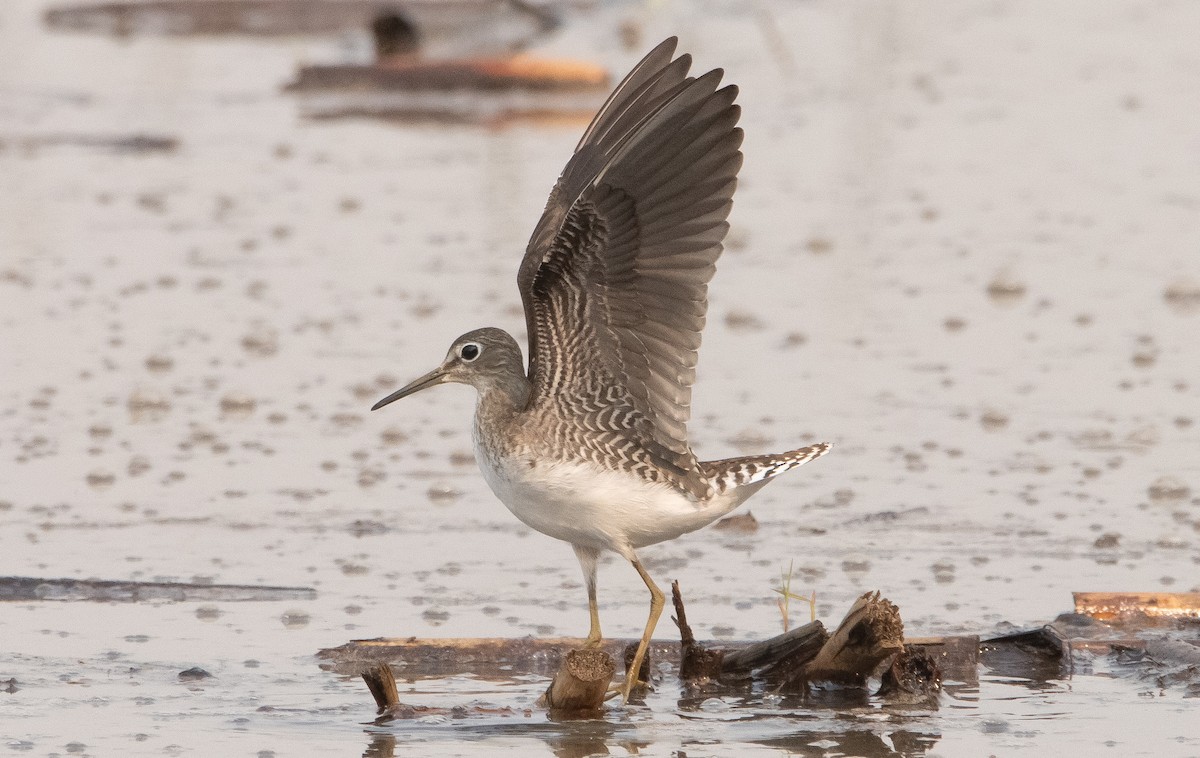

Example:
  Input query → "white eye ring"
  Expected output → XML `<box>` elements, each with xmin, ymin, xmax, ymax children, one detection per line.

<box><xmin>459</xmin><ymin>342</ymin><xmax>482</xmax><ymax>362</ymax></box>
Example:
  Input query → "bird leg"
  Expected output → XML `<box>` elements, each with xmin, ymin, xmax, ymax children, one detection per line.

<box><xmin>585</xmin><ymin>578</ymin><xmax>603</xmax><ymax>647</ymax></box>
<box><xmin>621</xmin><ymin>556</ymin><xmax>665</xmax><ymax>703</ymax></box>
<box><xmin>573</xmin><ymin>545</ymin><xmax>603</xmax><ymax>648</ymax></box>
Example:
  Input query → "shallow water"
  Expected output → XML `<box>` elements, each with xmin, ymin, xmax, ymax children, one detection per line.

<box><xmin>2</xmin><ymin>0</ymin><xmax>1199</xmax><ymax>755</ymax></box>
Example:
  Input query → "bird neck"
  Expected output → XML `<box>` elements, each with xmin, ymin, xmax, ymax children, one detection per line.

<box><xmin>475</xmin><ymin>370</ymin><xmax>532</xmax><ymax>421</ymax></box>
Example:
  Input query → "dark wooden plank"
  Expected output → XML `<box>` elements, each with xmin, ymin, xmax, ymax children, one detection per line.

<box><xmin>906</xmin><ymin>635</ymin><xmax>980</xmax><ymax>684</ymax></box>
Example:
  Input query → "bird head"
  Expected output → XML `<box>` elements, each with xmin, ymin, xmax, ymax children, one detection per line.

<box><xmin>371</xmin><ymin>327</ymin><xmax>525</xmax><ymax>410</ymax></box>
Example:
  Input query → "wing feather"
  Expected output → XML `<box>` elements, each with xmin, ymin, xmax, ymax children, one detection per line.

<box><xmin>518</xmin><ymin>39</ymin><xmax>743</xmax><ymax>497</ymax></box>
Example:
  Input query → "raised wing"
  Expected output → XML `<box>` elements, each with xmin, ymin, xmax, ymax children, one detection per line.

<box><xmin>517</xmin><ymin>38</ymin><xmax>743</xmax><ymax>497</ymax></box>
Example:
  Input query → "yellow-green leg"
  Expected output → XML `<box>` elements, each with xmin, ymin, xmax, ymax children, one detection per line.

<box><xmin>585</xmin><ymin>577</ymin><xmax>602</xmax><ymax>647</ymax></box>
<box><xmin>621</xmin><ymin>556</ymin><xmax>665</xmax><ymax>703</ymax></box>
<box><xmin>574</xmin><ymin>545</ymin><xmax>603</xmax><ymax>647</ymax></box>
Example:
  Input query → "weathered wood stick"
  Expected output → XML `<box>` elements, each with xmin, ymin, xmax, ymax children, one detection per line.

<box><xmin>788</xmin><ymin>590</ymin><xmax>904</xmax><ymax>688</ymax></box>
<box><xmin>362</xmin><ymin>664</ymin><xmax>401</xmax><ymax>712</ymax></box>
<box><xmin>671</xmin><ymin>580</ymin><xmax>725</xmax><ymax>681</ymax></box>
<box><xmin>723</xmin><ymin>621</ymin><xmax>828</xmax><ymax>680</ymax></box>
<box><xmin>1073</xmin><ymin>592</ymin><xmax>1200</xmax><ymax>620</ymax></box>
<box><xmin>537</xmin><ymin>648</ymin><xmax>614</xmax><ymax>712</ymax></box>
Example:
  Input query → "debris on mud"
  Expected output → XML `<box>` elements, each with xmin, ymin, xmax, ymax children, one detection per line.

<box><xmin>324</xmin><ymin>589</ymin><xmax>1200</xmax><ymax>716</ymax></box>
<box><xmin>0</xmin><ymin>576</ymin><xmax>316</xmax><ymax>603</ymax></box>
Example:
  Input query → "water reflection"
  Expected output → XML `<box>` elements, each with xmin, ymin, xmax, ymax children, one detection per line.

<box><xmin>363</xmin><ymin>719</ymin><xmax>942</xmax><ymax>758</ymax></box>
<box><xmin>543</xmin><ymin>719</ymin><xmax>644</xmax><ymax>758</ymax></box>
<box><xmin>362</xmin><ymin>718</ymin><xmax>634</xmax><ymax>758</ymax></box>
<box><xmin>757</xmin><ymin>728</ymin><xmax>940</xmax><ymax>757</ymax></box>
<box><xmin>359</xmin><ymin>681</ymin><xmax>950</xmax><ymax>757</ymax></box>
<box><xmin>363</xmin><ymin>733</ymin><xmax>396</xmax><ymax>758</ymax></box>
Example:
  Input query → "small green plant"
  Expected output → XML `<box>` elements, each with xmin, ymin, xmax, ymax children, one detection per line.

<box><xmin>772</xmin><ymin>560</ymin><xmax>816</xmax><ymax>632</ymax></box>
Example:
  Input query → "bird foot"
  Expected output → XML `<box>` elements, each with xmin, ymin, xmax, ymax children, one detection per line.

<box><xmin>606</xmin><ymin>670</ymin><xmax>647</xmax><ymax>704</ymax></box>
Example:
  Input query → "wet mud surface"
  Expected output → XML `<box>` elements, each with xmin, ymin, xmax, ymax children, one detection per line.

<box><xmin>2</xmin><ymin>0</ymin><xmax>1199</xmax><ymax>755</ymax></box>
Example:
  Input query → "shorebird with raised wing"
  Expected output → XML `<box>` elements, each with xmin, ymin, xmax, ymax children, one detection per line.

<box><xmin>372</xmin><ymin>37</ymin><xmax>832</xmax><ymax>703</ymax></box>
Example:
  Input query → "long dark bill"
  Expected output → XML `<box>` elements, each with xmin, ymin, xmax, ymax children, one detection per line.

<box><xmin>370</xmin><ymin>368</ymin><xmax>449</xmax><ymax>411</ymax></box>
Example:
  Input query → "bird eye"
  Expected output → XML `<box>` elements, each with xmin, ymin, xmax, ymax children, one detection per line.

<box><xmin>459</xmin><ymin>343</ymin><xmax>481</xmax><ymax>362</ymax></box>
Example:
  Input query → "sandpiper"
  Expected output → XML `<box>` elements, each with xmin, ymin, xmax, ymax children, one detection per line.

<box><xmin>372</xmin><ymin>37</ymin><xmax>832</xmax><ymax>703</ymax></box>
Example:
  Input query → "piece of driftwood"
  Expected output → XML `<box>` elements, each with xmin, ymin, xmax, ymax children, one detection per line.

<box><xmin>318</xmin><ymin>636</ymin><xmax>662</xmax><ymax>680</ymax></box>
<box><xmin>1074</xmin><ymin>592</ymin><xmax>1200</xmax><ymax>620</ymax></box>
<box><xmin>670</xmin><ymin>584</ymin><xmax>904</xmax><ymax>690</ymax></box>
<box><xmin>728</xmin><ymin>623</ymin><xmax>830</xmax><ymax>683</ymax></box>
<box><xmin>363</xmin><ymin>664</ymin><xmax>401</xmax><ymax>713</ymax></box>
<box><xmin>782</xmin><ymin>591</ymin><xmax>905</xmax><ymax>689</ymax></box>
<box><xmin>670</xmin><ymin>580</ymin><xmax>829</xmax><ymax>684</ymax></box>
<box><xmin>328</xmin><ymin>588</ymin><xmax>1200</xmax><ymax>714</ymax></box>
<box><xmin>537</xmin><ymin>648</ymin><xmax>614</xmax><ymax>712</ymax></box>
<box><xmin>878</xmin><ymin>647</ymin><xmax>941</xmax><ymax>699</ymax></box>
<box><xmin>324</xmin><ymin>592</ymin><xmax>910</xmax><ymax>684</ymax></box>
<box><xmin>671</xmin><ymin>580</ymin><xmax>725</xmax><ymax>681</ymax></box>
<box><xmin>0</xmin><ymin>576</ymin><xmax>315</xmax><ymax>603</ymax></box>
<box><xmin>361</xmin><ymin>663</ymin><xmax>511</xmax><ymax>723</ymax></box>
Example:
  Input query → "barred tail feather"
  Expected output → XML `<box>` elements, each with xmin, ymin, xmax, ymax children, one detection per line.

<box><xmin>702</xmin><ymin>442</ymin><xmax>832</xmax><ymax>496</ymax></box>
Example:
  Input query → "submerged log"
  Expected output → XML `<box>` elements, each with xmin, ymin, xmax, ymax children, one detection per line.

<box><xmin>538</xmin><ymin>648</ymin><xmax>615</xmax><ymax>712</ymax></box>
